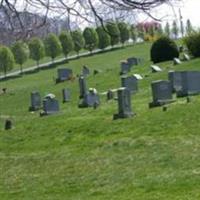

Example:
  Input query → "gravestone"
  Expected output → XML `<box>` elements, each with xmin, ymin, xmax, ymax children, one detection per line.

<box><xmin>127</xmin><ymin>57</ymin><xmax>139</xmax><ymax>66</ymax></box>
<box><xmin>62</xmin><ymin>88</ymin><xmax>70</xmax><ymax>103</ymax></box>
<box><xmin>173</xmin><ymin>58</ymin><xmax>182</xmax><ymax>65</ymax></box>
<box><xmin>82</xmin><ymin>65</ymin><xmax>90</xmax><ymax>77</ymax></box>
<box><xmin>168</xmin><ymin>71</ymin><xmax>183</xmax><ymax>92</ymax></box>
<box><xmin>29</xmin><ymin>91</ymin><xmax>41</xmax><ymax>111</ymax></box>
<box><xmin>40</xmin><ymin>94</ymin><xmax>59</xmax><ymax>116</ymax></box>
<box><xmin>121</xmin><ymin>75</ymin><xmax>138</xmax><ymax>93</ymax></box>
<box><xmin>79</xmin><ymin>75</ymin><xmax>87</xmax><ymax>99</ymax></box>
<box><xmin>151</xmin><ymin>65</ymin><xmax>162</xmax><ymax>73</ymax></box>
<box><xmin>133</xmin><ymin>74</ymin><xmax>143</xmax><ymax>80</ymax></box>
<box><xmin>79</xmin><ymin>88</ymin><xmax>100</xmax><ymax>108</ymax></box>
<box><xmin>107</xmin><ymin>89</ymin><xmax>114</xmax><ymax>101</ymax></box>
<box><xmin>120</xmin><ymin>61</ymin><xmax>131</xmax><ymax>74</ymax></box>
<box><xmin>56</xmin><ymin>68</ymin><xmax>73</xmax><ymax>83</ymax></box>
<box><xmin>177</xmin><ymin>71</ymin><xmax>200</xmax><ymax>97</ymax></box>
<box><xmin>149</xmin><ymin>80</ymin><xmax>173</xmax><ymax>107</ymax></box>
<box><xmin>113</xmin><ymin>87</ymin><xmax>134</xmax><ymax>119</ymax></box>
<box><xmin>4</xmin><ymin>119</ymin><xmax>12</xmax><ymax>130</ymax></box>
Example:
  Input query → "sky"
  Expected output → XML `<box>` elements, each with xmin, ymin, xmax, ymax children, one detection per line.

<box><xmin>142</xmin><ymin>0</ymin><xmax>200</xmax><ymax>27</ymax></box>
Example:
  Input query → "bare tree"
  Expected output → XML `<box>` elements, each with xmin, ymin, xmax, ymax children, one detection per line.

<box><xmin>0</xmin><ymin>0</ymin><xmax>180</xmax><ymax>41</ymax></box>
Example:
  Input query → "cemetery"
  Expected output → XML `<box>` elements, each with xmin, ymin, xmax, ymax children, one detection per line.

<box><xmin>1</xmin><ymin>2</ymin><xmax>200</xmax><ymax>197</ymax></box>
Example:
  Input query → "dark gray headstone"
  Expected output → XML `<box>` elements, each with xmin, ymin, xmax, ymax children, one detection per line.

<box><xmin>4</xmin><ymin>119</ymin><xmax>12</xmax><ymax>130</ymax></box>
<box><xmin>168</xmin><ymin>71</ymin><xmax>183</xmax><ymax>92</ymax></box>
<box><xmin>79</xmin><ymin>89</ymin><xmax>100</xmax><ymax>108</ymax></box>
<box><xmin>29</xmin><ymin>91</ymin><xmax>41</xmax><ymax>111</ymax></box>
<box><xmin>79</xmin><ymin>75</ymin><xmax>87</xmax><ymax>99</ymax></box>
<box><xmin>149</xmin><ymin>80</ymin><xmax>173</xmax><ymax>107</ymax></box>
<box><xmin>41</xmin><ymin>96</ymin><xmax>59</xmax><ymax>116</ymax></box>
<box><xmin>107</xmin><ymin>89</ymin><xmax>114</xmax><ymax>101</ymax></box>
<box><xmin>127</xmin><ymin>57</ymin><xmax>139</xmax><ymax>66</ymax></box>
<box><xmin>62</xmin><ymin>88</ymin><xmax>70</xmax><ymax>103</ymax></box>
<box><xmin>177</xmin><ymin>71</ymin><xmax>200</xmax><ymax>97</ymax></box>
<box><xmin>121</xmin><ymin>75</ymin><xmax>138</xmax><ymax>93</ymax></box>
<box><xmin>173</xmin><ymin>58</ymin><xmax>182</xmax><ymax>65</ymax></box>
<box><xmin>151</xmin><ymin>65</ymin><xmax>162</xmax><ymax>73</ymax></box>
<box><xmin>82</xmin><ymin>65</ymin><xmax>90</xmax><ymax>77</ymax></box>
<box><xmin>113</xmin><ymin>87</ymin><xmax>134</xmax><ymax>119</ymax></box>
<box><xmin>120</xmin><ymin>61</ymin><xmax>131</xmax><ymax>74</ymax></box>
<box><xmin>56</xmin><ymin>68</ymin><xmax>73</xmax><ymax>83</ymax></box>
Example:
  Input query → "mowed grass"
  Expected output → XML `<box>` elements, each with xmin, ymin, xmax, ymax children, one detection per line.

<box><xmin>1</xmin><ymin>42</ymin><xmax>200</xmax><ymax>199</ymax></box>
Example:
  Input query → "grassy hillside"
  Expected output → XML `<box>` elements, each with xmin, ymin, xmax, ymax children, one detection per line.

<box><xmin>1</xmin><ymin>42</ymin><xmax>200</xmax><ymax>199</ymax></box>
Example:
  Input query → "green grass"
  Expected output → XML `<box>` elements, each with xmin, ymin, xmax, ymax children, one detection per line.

<box><xmin>1</xmin><ymin>42</ymin><xmax>200</xmax><ymax>199</ymax></box>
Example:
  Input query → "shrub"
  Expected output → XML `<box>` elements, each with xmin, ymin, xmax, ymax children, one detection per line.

<box><xmin>71</xmin><ymin>30</ymin><xmax>85</xmax><ymax>55</ymax></box>
<box><xmin>150</xmin><ymin>36</ymin><xmax>179</xmax><ymax>63</ymax></box>
<box><xmin>106</xmin><ymin>22</ymin><xmax>120</xmax><ymax>46</ymax></box>
<box><xmin>96</xmin><ymin>26</ymin><xmax>111</xmax><ymax>49</ymax></box>
<box><xmin>184</xmin><ymin>32</ymin><xmax>200</xmax><ymax>57</ymax></box>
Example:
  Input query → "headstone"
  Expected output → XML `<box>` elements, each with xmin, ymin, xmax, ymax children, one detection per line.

<box><xmin>2</xmin><ymin>88</ymin><xmax>7</xmax><ymax>94</ymax></box>
<box><xmin>62</xmin><ymin>88</ymin><xmax>70</xmax><ymax>103</ymax></box>
<box><xmin>127</xmin><ymin>57</ymin><xmax>139</xmax><ymax>66</ymax></box>
<box><xmin>149</xmin><ymin>80</ymin><xmax>173</xmax><ymax>107</ymax></box>
<box><xmin>113</xmin><ymin>87</ymin><xmax>134</xmax><ymax>119</ymax></box>
<box><xmin>82</xmin><ymin>65</ymin><xmax>90</xmax><ymax>77</ymax></box>
<box><xmin>133</xmin><ymin>74</ymin><xmax>143</xmax><ymax>80</ymax></box>
<box><xmin>40</xmin><ymin>94</ymin><xmax>59</xmax><ymax>116</ymax></box>
<box><xmin>151</xmin><ymin>65</ymin><xmax>162</xmax><ymax>73</ymax></box>
<box><xmin>29</xmin><ymin>91</ymin><xmax>41</xmax><ymax>111</ymax></box>
<box><xmin>4</xmin><ymin>119</ymin><xmax>12</xmax><ymax>130</ymax></box>
<box><xmin>183</xmin><ymin>53</ymin><xmax>190</xmax><ymax>61</ymax></box>
<box><xmin>79</xmin><ymin>88</ymin><xmax>100</xmax><ymax>108</ymax></box>
<box><xmin>177</xmin><ymin>71</ymin><xmax>200</xmax><ymax>97</ymax></box>
<box><xmin>168</xmin><ymin>71</ymin><xmax>183</xmax><ymax>92</ymax></box>
<box><xmin>107</xmin><ymin>89</ymin><xmax>114</xmax><ymax>101</ymax></box>
<box><xmin>79</xmin><ymin>75</ymin><xmax>87</xmax><ymax>99</ymax></box>
<box><xmin>121</xmin><ymin>75</ymin><xmax>138</xmax><ymax>93</ymax></box>
<box><xmin>173</xmin><ymin>58</ymin><xmax>182</xmax><ymax>65</ymax></box>
<box><xmin>120</xmin><ymin>61</ymin><xmax>131</xmax><ymax>74</ymax></box>
<box><xmin>56</xmin><ymin>68</ymin><xmax>73</xmax><ymax>83</ymax></box>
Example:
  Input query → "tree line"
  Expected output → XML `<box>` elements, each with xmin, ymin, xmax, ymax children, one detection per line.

<box><xmin>0</xmin><ymin>19</ymin><xmax>194</xmax><ymax>77</ymax></box>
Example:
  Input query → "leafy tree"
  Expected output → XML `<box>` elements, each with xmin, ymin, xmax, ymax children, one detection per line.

<box><xmin>164</xmin><ymin>22</ymin><xmax>170</xmax><ymax>37</ymax></box>
<box><xmin>29</xmin><ymin>37</ymin><xmax>45</xmax><ymax>68</ymax></box>
<box><xmin>83</xmin><ymin>27</ymin><xmax>98</xmax><ymax>52</ymax></box>
<box><xmin>130</xmin><ymin>25</ymin><xmax>138</xmax><ymax>43</ymax></box>
<box><xmin>71</xmin><ymin>30</ymin><xmax>85</xmax><ymax>55</ymax></box>
<box><xmin>186</xmin><ymin>19</ymin><xmax>193</xmax><ymax>35</ymax></box>
<box><xmin>44</xmin><ymin>33</ymin><xmax>62</xmax><ymax>62</ymax></box>
<box><xmin>172</xmin><ymin>20</ymin><xmax>179</xmax><ymax>39</ymax></box>
<box><xmin>59</xmin><ymin>31</ymin><xmax>74</xmax><ymax>58</ymax></box>
<box><xmin>96</xmin><ymin>26</ymin><xmax>111</xmax><ymax>49</ymax></box>
<box><xmin>11</xmin><ymin>41</ymin><xmax>29</xmax><ymax>74</ymax></box>
<box><xmin>0</xmin><ymin>46</ymin><xmax>15</xmax><ymax>77</ymax></box>
<box><xmin>118</xmin><ymin>22</ymin><xmax>130</xmax><ymax>45</ymax></box>
<box><xmin>106</xmin><ymin>22</ymin><xmax>120</xmax><ymax>46</ymax></box>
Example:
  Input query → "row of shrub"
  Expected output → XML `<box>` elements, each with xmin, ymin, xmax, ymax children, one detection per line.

<box><xmin>0</xmin><ymin>22</ymin><xmax>136</xmax><ymax>76</ymax></box>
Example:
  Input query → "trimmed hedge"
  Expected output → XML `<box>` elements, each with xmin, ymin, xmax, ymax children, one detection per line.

<box><xmin>150</xmin><ymin>36</ymin><xmax>179</xmax><ymax>63</ymax></box>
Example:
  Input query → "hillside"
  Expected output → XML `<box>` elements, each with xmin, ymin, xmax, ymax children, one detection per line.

<box><xmin>1</xmin><ymin>42</ymin><xmax>200</xmax><ymax>200</ymax></box>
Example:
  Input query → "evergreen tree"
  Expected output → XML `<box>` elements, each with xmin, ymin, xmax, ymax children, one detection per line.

<box><xmin>96</xmin><ymin>26</ymin><xmax>111</xmax><ymax>49</ymax></box>
<box><xmin>11</xmin><ymin>41</ymin><xmax>29</xmax><ymax>74</ymax></box>
<box><xmin>29</xmin><ymin>37</ymin><xmax>45</xmax><ymax>68</ymax></box>
<box><xmin>71</xmin><ymin>30</ymin><xmax>85</xmax><ymax>55</ymax></box>
<box><xmin>0</xmin><ymin>46</ymin><xmax>15</xmax><ymax>77</ymax></box>
<box><xmin>44</xmin><ymin>33</ymin><xmax>62</xmax><ymax>62</ymax></box>
<box><xmin>83</xmin><ymin>27</ymin><xmax>99</xmax><ymax>52</ymax></box>
<box><xmin>164</xmin><ymin>22</ymin><xmax>170</xmax><ymax>37</ymax></box>
<box><xmin>172</xmin><ymin>20</ymin><xmax>179</xmax><ymax>39</ymax></box>
<box><xmin>118</xmin><ymin>22</ymin><xmax>130</xmax><ymax>45</ymax></box>
<box><xmin>106</xmin><ymin>22</ymin><xmax>120</xmax><ymax>47</ymax></box>
<box><xmin>59</xmin><ymin>31</ymin><xmax>74</xmax><ymax>58</ymax></box>
<box><xmin>186</xmin><ymin>19</ymin><xmax>193</xmax><ymax>35</ymax></box>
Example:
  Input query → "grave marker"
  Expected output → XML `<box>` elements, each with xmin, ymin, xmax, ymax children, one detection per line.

<box><xmin>82</xmin><ymin>65</ymin><xmax>90</xmax><ymax>77</ymax></box>
<box><xmin>121</xmin><ymin>75</ymin><xmax>138</xmax><ymax>93</ymax></box>
<box><xmin>56</xmin><ymin>68</ymin><xmax>73</xmax><ymax>83</ymax></box>
<box><xmin>149</xmin><ymin>80</ymin><xmax>173</xmax><ymax>107</ymax></box>
<box><xmin>173</xmin><ymin>58</ymin><xmax>182</xmax><ymax>65</ymax></box>
<box><xmin>62</xmin><ymin>88</ymin><xmax>70</xmax><ymax>103</ymax></box>
<box><xmin>151</xmin><ymin>65</ymin><xmax>162</xmax><ymax>73</ymax></box>
<box><xmin>79</xmin><ymin>75</ymin><xmax>87</xmax><ymax>99</ymax></box>
<box><xmin>120</xmin><ymin>60</ymin><xmax>131</xmax><ymax>74</ymax></box>
<box><xmin>29</xmin><ymin>91</ymin><xmax>41</xmax><ymax>111</ymax></box>
<box><xmin>113</xmin><ymin>87</ymin><xmax>134</xmax><ymax>119</ymax></box>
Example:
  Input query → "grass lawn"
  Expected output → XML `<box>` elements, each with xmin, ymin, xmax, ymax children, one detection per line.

<box><xmin>1</xmin><ymin>42</ymin><xmax>200</xmax><ymax>199</ymax></box>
